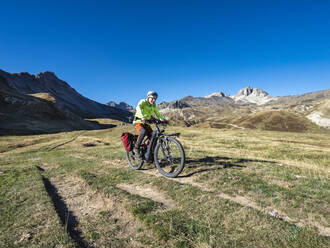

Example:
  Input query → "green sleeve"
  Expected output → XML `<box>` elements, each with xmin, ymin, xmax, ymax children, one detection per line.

<box><xmin>153</xmin><ymin>105</ymin><xmax>164</xmax><ymax>120</ymax></box>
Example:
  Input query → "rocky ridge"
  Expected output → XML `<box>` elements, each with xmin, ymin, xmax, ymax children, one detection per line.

<box><xmin>106</xmin><ymin>101</ymin><xmax>133</xmax><ymax>111</ymax></box>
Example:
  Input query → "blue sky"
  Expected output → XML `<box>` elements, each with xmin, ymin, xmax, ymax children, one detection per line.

<box><xmin>1</xmin><ymin>0</ymin><xmax>329</xmax><ymax>107</ymax></box>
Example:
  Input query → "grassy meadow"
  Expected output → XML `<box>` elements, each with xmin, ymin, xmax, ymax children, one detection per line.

<box><xmin>0</xmin><ymin>124</ymin><xmax>329</xmax><ymax>247</ymax></box>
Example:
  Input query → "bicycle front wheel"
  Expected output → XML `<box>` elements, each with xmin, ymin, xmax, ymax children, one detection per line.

<box><xmin>154</xmin><ymin>137</ymin><xmax>185</xmax><ymax>178</ymax></box>
<box><xmin>126</xmin><ymin>151</ymin><xmax>144</xmax><ymax>170</ymax></box>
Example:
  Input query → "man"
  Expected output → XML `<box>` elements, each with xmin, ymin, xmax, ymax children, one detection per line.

<box><xmin>133</xmin><ymin>91</ymin><xmax>167</xmax><ymax>158</ymax></box>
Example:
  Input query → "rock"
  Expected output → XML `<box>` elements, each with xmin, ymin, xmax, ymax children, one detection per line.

<box><xmin>265</xmin><ymin>209</ymin><xmax>279</xmax><ymax>218</ymax></box>
<box><xmin>307</xmin><ymin>111</ymin><xmax>330</xmax><ymax>128</ymax></box>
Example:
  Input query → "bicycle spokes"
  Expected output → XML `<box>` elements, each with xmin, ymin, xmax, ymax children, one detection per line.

<box><xmin>157</xmin><ymin>139</ymin><xmax>182</xmax><ymax>172</ymax></box>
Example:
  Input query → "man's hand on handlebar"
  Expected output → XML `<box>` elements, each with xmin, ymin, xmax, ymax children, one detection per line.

<box><xmin>146</xmin><ymin>118</ymin><xmax>169</xmax><ymax>125</ymax></box>
<box><xmin>162</xmin><ymin>119</ymin><xmax>169</xmax><ymax>125</ymax></box>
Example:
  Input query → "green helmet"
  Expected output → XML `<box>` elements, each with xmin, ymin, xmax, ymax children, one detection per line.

<box><xmin>147</xmin><ymin>91</ymin><xmax>158</xmax><ymax>99</ymax></box>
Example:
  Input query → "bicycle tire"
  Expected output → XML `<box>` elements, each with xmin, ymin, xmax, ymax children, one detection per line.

<box><xmin>154</xmin><ymin>137</ymin><xmax>185</xmax><ymax>178</ymax></box>
<box><xmin>126</xmin><ymin>151</ymin><xmax>144</xmax><ymax>170</ymax></box>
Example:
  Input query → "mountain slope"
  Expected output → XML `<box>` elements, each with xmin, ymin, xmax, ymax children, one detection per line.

<box><xmin>232</xmin><ymin>110</ymin><xmax>321</xmax><ymax>132</ymax></box>
<box><xmin>0</xmin><ymin>70</ymin><xmax>132</xmax><ymax>122</ymax></box>
<box><xmin>306</xmin><ymin>99</ymin><xmax>330</xmax><ymax>128</ymax></box>
<box><xmin>0</xmin><ymin>75</ymin><xmax>99</xmax><ymax>135</ymax></box>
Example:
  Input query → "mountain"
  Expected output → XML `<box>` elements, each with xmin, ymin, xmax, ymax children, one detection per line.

<box><xmin>231</xmin><ymin>86</ymin><xmax>276</xmax><ymax>105</ymax></box>
<box><xmin>204</xmin><ymin>91</ymin><xmax>226</xmax><ymax>98</ymax></box>
<box><xmin>159</xmin><ymin>86</ymin><xmax>274</xmax><ymax>112</ymax></box>
<box><xmin>0</xmin><ymin>69</ymin><xmax>133</xmax><ymax>135</ymax></box>
<box><xmin>0</xmin><ymin>74</ymin><xmax>100</xmax><ymax>135</ymax></box>
<box><xmin>106</xmin><ymin>101</ymin><xmax>134</xmax><ymax>111</ymax></box>
<box><xmin>0</xmin><ymin>70</ymin><xmax>132</xmax><ymax>121</ymax></box>
<box><xmin>158</xmin><ymin>86</ymin><xmax>330</xmax><ymax>131</ymax></box>
<box><xmin>159</xmin><ymin>94</ymin><xmax>234</xmax><ymax>112</ymax></box>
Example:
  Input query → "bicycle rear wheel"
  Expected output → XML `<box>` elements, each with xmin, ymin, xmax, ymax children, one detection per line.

<box><xmin>126</xmin><ymin>151</ymin><xmax>144</xmax><ymax>170</ymax></box>
<box><xmin>154</xmin><ymin>137</ymin><xmax>185</xmax><ymax>178</ymax></box>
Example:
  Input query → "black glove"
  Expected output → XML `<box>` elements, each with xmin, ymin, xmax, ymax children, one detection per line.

<box><xmin>162</xmin><ymin>119</ymin><xmax>169</xmax><ymax>124</ymax></box>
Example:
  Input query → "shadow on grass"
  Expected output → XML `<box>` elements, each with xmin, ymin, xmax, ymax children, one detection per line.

<box><xmin>35</xmin><ymin>165</ymin><xmax>45</xmax><ymax>172</ymax></box>
<box><xmin>85</xmin><ymin>120</ymin><xmax>117</xmax><ymax>129</ymax></box>
<box><xmin>179</xmin><ymin>156</ymin><xmax>276</xmax><ymax>178</ymax></box>
<box><xmin>41</xmin><ymin>176</ymin><xmax>93</xmax><ymax>248</ymax></box>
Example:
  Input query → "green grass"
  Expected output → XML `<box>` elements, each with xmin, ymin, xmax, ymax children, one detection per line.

<box><xmin>0</xmin><ymin>165</ymin><xmax>75</xmax><ymax>247</ymax></box>
<box><xmin>0</xmin><ymin>125</ymin><xmax>329</xmax><ymax>247</ymax></box>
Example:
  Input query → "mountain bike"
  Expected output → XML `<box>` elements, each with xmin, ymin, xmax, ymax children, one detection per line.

<box><xmin>126</xmin><ymin>119</ymin><xmax>185</xmax><ymax>178</ymax></box>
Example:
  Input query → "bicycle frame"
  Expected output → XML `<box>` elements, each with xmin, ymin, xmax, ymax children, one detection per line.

<box><xmin>141</xmin><ymin>121</ymin><xmax>180</xmax><ymax>162</ymax></box>
<box><xmin>127</xmin><ymin>119</ymin><xmax>185</xmax><ymax>177</ymax></box>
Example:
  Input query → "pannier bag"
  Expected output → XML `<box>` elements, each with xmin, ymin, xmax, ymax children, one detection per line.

<box><xmin>121</xmin><ymin>132</ymin><xmax>134</xmax><ymax>151</ymax></box>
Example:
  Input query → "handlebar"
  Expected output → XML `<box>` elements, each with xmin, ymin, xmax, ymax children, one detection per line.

<box><xmin>147</xmin><ymin>118</ymin><xmax>169</xmax><ymax>125</ymax></box>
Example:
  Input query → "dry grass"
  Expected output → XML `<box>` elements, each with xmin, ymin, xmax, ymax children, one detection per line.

<box><xmin>1</xmin><ymin>125</ymin><xmax>329</xmax><ymax>247</ymax></box>
<box><xmin>29</xmin><ymin>93</ymin><xmax>56</xmax><ymax>103</ymax></box>
<box><xmin>231</xmin><ymin>110</ymin><xmax>322</xmax><ymax>132</ymax></box>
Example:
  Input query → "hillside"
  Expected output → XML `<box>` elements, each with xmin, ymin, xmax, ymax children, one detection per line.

<box><xmin>232</xmin><ymin>110</ymin><xmax>321</xmax><ymax>132</ymax></box>
<box><xmin>0</xmin><ymin>75</ymin><xmax>99</xmax><ymax>135</ymax></box>
<box><xmin>0</xmin><ymin>69</ymin><xmax>134</xmax><ymax>135</ymax></box>
<box><xmin>0</xmin><ymin>69</ymin><xmax>132</xmax><ymax>121</ymax></box>
<box><xmin>306</xmin><ymin>99</ymin><xmax>330</xmax><ymax>128</ymax></box>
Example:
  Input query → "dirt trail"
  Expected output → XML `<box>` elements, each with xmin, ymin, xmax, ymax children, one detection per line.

<box><xmin>117</xmin><ymin>183</ymin><xmax>176</xmax><ymax>209</ymax></box>
<box><xmin>137</xmin><ymin>166</ymin><xmax>330</xmax><ymax>237</ymax></box>
<box><xmin>91</xmin><ymin>158</ymin><xmax>330</xmax><ymax>237</ymax></box>
<box><xmin>46</xmin><ymin>174</ymin><xmax>152</xmax><ymax>247</ymax></box>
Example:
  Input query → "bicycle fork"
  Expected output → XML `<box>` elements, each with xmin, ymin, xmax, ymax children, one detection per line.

<box><xmin>159</xmin><ymin>138</ymin><xmax>173</xmax><ymax>163</ymax></box>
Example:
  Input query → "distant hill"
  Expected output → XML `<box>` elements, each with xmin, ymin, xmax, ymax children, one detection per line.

<box><xmin>0</xmin><ymin>75</ymin><xmax>99</xmax><ymax>135</ymax></box>
<box><xmin>231</xmin><ymin>110</ymin><xmax>321</xmax><ymax>132</ymax></box>
<box><xmin>158</xmin><ymin>94</ymin><xmax>234</xmax><ymax>111</ymax></box>
<box><xmin>0</xmin><ymin>69</ymin><xmax>133</xmax><ymax>135</ymax></box>
<box><xmin>106</xmin><ymin>101</ymin><xmax>133</xmax><ymax>111</ymax></box>
<box><xmin>159</xmin><ymin>86</ymin><xmax>274</xmax><ymax>111</ymax></box>
<box><xmin>0</xmin><ymin>70</ymin><xmax>132</xmax><ymax>121</ymax></box>
<box><xmin>159</xmin><ymin>86</ymin><xmax>330</xmax><ymax>131</ymax></box>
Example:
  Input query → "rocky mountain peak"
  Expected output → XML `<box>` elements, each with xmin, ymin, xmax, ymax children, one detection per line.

<box><xmin>36</xmin><ymin>71</ymin><xmax>58</xmax><ymax>80</ymax></box>
<box><xmin>236</xmin><ymin>85</ymin><xmax>253</xmax><ymax>96</ymax></box>
<box><xmin>235</xmin><ymin>86</ymin><xmax>269</xmax><ymax>97</ymax></box>
<box><xmin>233</xmin><ymin>86</ymin><xmax>273</xmax><ymax>105</ymax></box>
<box><xmin>205</xmin><ymin>91</ymin><xmax>226</xmax><ymax>98</ymax></box>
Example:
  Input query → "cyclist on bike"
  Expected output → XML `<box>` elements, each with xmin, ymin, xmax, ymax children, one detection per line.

<box><xmin>133</xmin><ymin>91</ymin><xmax>167</xmax><ymax>158</ymax></box>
